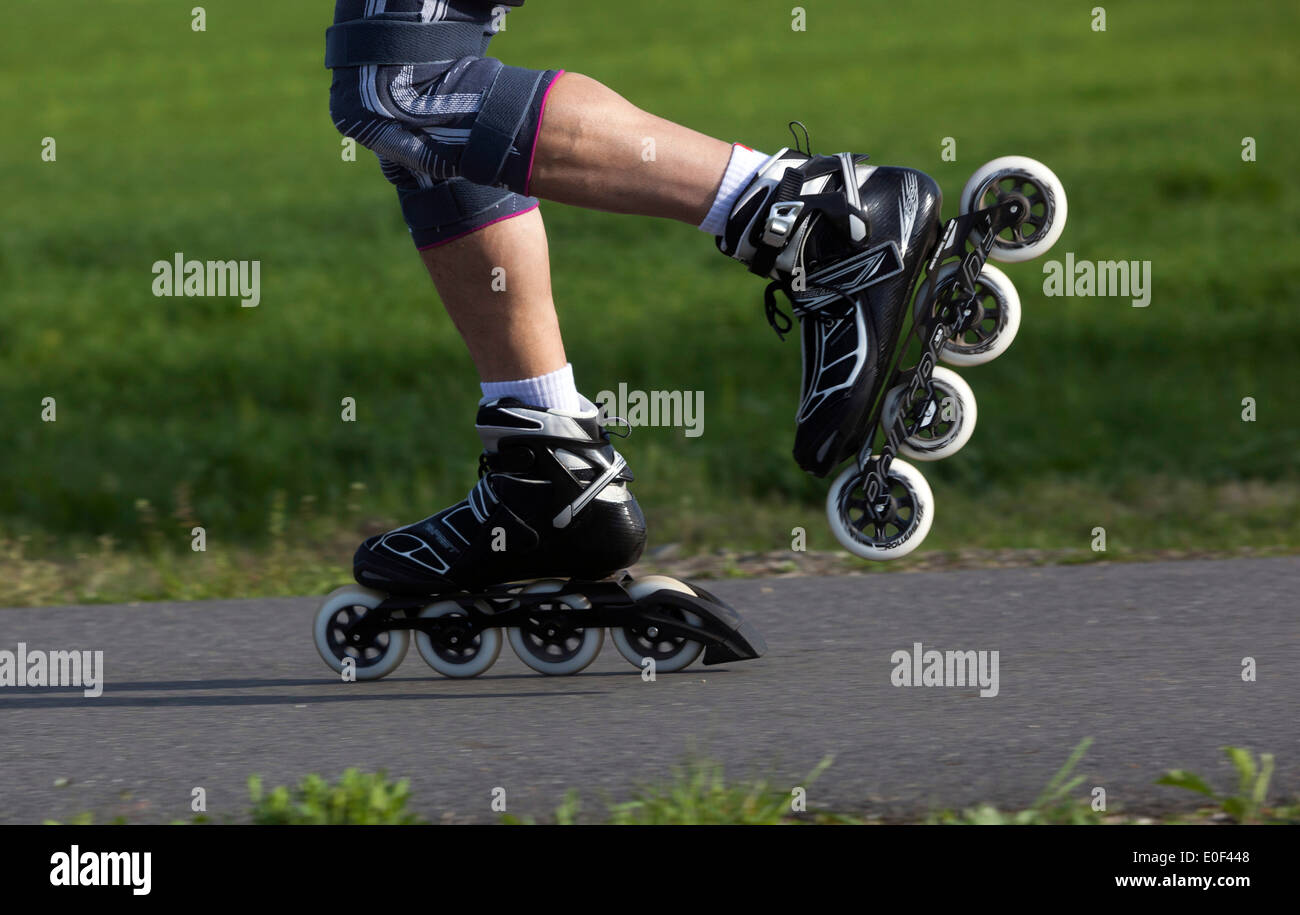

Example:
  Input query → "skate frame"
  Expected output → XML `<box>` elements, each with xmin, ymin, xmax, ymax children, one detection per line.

<box><xmin>339</xmin><ymin>576</ymin><xmax>767</xmax><ymax>666</ymax></box>
<box><xmin>851</xmin><ymin>199</ymin><xmax>1026</xmax><ymax>529</ymax></box>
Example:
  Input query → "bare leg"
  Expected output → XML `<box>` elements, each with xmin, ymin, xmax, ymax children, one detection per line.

<box><xmin>420</xmin><ymin>206</ymin><xmax>567</xmax><ymax>383</ymax></box>
<box><xmin>425</xmin><ymin>74</ymin><xmax>741</xmax><ymax>384</ymax></box>
<box><xmin>529</xmin><ymin>73</ymin><xmax>735</xmax><ymax>225</ymax></box>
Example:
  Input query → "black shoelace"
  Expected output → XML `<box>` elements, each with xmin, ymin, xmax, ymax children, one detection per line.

<box><xmin>763</xmin><ymin>277</ymin><xmax>862</xmax><ymax>341</ymax></box>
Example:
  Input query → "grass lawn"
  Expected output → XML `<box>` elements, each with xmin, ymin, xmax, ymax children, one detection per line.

<box><xmin>2</xmin><ymin>0</ymin><xmax>1297</xmax><ymax>603</ymax></box>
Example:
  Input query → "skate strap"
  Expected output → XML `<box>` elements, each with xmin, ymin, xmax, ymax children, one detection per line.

<box><xmin>461</xmin><ymin>64</ymin><xmax>547</xmax><ymax>187</ymax></box>
<box><xmin>481</xmin><ymin>447</ymin><xmax>534</xmax><ymax>475</ymax></box>
<box><xmin>553</xmin><ymin>454</ymin><xmax>627</xmax><ymax>529</ymax></box>
<box><xmin>324</xmin><ymin>19</ymin><xmax>486</xmax><ymax>68</ymax></box>
<box><xmin>749</xmin><ymin>159</ymin><xmax>871</xmax><ymax>278</ymax></box>
<box><xmin>748</xmin><ymin>168</ymin><xmax>806</xmax><ymax>278</ymax></box>
<box><xmin>773</xmin><ymin>167</ymin><xmax>805</xmax><ymax>204</ymax></box>
<box><xmin>800</xmin><ymin>192</ymin><xmax>871</xmax><ymax>237</ymax></box>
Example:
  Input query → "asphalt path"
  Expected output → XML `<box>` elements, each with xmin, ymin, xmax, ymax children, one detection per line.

<box><xmin>1</xmin><ymin>557</ymin><xmax>1295</xmax><ymax>823</ymax></box>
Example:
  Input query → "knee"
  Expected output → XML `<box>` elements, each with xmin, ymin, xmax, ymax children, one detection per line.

<box><xmin>328</xmin><ymin>71</ymin><xmax>364</xmax><ymax>138</ymax></box>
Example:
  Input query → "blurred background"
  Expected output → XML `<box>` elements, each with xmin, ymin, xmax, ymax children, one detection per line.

<box><xmin>1</xmin><ymin>0</ymin><xmax>1296</xmax><ymax>604</ymax></box>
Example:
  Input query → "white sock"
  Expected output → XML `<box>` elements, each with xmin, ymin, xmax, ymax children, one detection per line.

<box><xmin>480</xmin><ymin>362</ymin><xmax>581</xmax><ymax>412</ymax></box>
<box><xmin>698</xmin><ymin>143</ymin><xmax>769</xmax><ymax>236</ymax></box>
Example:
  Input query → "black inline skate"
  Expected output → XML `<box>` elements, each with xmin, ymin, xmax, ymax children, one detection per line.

<box><xmin>721</xmin><ymin>129</ymin><xmax>1068</xmax><ymax>559</ymax></box>
<box><xmin>313</xmin><ymin>396</ymin><xmax>766</xmax><ymax>679</ymax></box>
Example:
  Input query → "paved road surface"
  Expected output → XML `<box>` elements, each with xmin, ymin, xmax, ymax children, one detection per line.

<box><xmin>1</xmin><ymin>557</ymin><xmax>1295</xmax><ymax>823</ymax></box>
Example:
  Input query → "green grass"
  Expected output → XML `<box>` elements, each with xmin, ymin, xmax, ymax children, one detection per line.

<box><xmin>1158</xmin><ymin>746</ymin><xmax>1279</xmax><ymax>824</ymax></box>
<box><xmin>929</xmin><ymin>739</ymin><xmax>1103</xmax><ymax>825</ymax></box>
<box><xmin>2</xmin><ymin>0</ymin><xmax>1297</xmax><ymax>593</ymax></box>
<box><xmin>42</xmin><ymin>745</ymin><xmax>1300</xmax><ymax>825</ymax></box>
<box><xmin>248</xmin><ymin>769</ymin><xmax>422</xmax><ymax>825</ymax></box>
<box><xmin>2</xmin><ymin>477</ymin><xmax>1296</xmax><ymax>607</ymax></box>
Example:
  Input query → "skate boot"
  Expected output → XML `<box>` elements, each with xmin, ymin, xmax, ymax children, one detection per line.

<box><xmin>313</xmin><ymin>396</ymin><xmax>766</xmax><ymax>680</ymax></box>
<box><xmin>353</xmin><ymin>396</ymin><xmax>647</xmax><ymax>594</ymax></box>
<box><xmin>718</xmin><ymin>142</ymin><xmax>943</xmax><ymax>477</ymax></box>
<box><xmin>722</xmin><ymin>130</ymin><xmax>1068</xmax><ymax>560</ymax></box>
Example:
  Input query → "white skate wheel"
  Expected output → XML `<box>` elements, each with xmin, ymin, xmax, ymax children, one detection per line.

<box><xmin>414</xmin><ymin>600</ymin><xmax>502</xmax><ymax>678</ymax></box>
<box><xmin>314</xmin><ymin>585</ymin><xmax>410</xmax><ymax>681</ymax></box>
<box><xmin>961</xmin><ymin>156</ymin><xmax>1067</xmax><ymax>263</ymax></box>
<box><xmin>924</xmin><ymin>263</ymin><xmax>1021</xmax><ymax>366</ymax></box>
<box><xmin>507</xmin><ymin>580</ymin><xmax>605</xmax><ymax>675</ymax></box>
<box><xmin>882</xmin><ymin>366</ymin><xmax>978</xmax><ymax>462</ymax></box>
<box><xmin>611</xmin><ymin>576</ymin><xmax>706</xmax><ymax>673</ymax></box>
<box><xmin>827</xmin><ymin>457</ymin><xmax>934</xmax><ymax>560</ymax></box>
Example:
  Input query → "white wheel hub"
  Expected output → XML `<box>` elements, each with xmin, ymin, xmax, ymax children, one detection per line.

<box><xmin>506</xmin><ymin>580</ymin><xmax>604</xmax><ymax>675</ymax></box>
<box><xmin>882</xmin><ymin>366</ymin><xmax>978</xmax><ymax>462</ymax></box>
<box><xmin>961</xmin><ymin>155</ymin><xmax>1068</xmax><ymax>263</ymax></box>
<box><xmin>415</xmin><ymin>599</ymin><xmax>502</xmax><ymax>678</ymax></box>
<box><xmin>826</xmin><ymin>457</ymin><xmax>935</xmax><ymax>560</ymax></box>
<box><xmin>313</xmin><ymin>585</ymin><xmax>409</xmax><ymax>681</ymax></box>
<box><xmin>611</xmin><ymin>576</ymin><xmax>706</xmax><ymax>673</ymax></box>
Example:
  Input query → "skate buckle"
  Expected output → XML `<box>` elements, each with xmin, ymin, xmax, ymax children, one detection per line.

<box><xmin>762</xmin><ymin>201</ymin><xmax>804</xmax><ymax>247</ymax></box>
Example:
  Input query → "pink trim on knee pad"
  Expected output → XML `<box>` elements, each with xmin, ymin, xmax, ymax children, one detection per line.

<box><xmin>415</xmin><ymin>202</ymin><xmax>541</xmax><ymax>251</ymax></box>
<box><xmin>523</xmin><ymin>70</ymin><xmax>565</xmax><ymax>197</ymax></box>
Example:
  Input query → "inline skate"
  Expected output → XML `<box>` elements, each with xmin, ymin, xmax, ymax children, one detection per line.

<box><xmin>313</xmin><ymin>396</ymin><xmax>766</xmax><ymax>679</ymax></box>
<box><xmin>721</xmin><ymin>129</ymin><xmax>1067</xmax><ymax>559</ymax></box>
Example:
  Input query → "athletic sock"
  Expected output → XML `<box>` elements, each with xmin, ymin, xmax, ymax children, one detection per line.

<box><xmin>698</xmin><ymin>143</ymin><xmax>770</xmax><ymax>236</ymax></box>
<box><xmin>480</xmin><ymin>362</ymin><xmax>581</xmax><ymax>412</ymax></box>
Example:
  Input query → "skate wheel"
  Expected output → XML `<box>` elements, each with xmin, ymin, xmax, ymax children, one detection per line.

<box><xmin>414</xmin><ymin>600</ymin><xmax>502</xmax><ymax>678</ymax></box>
<box><xmin>506</xmin><ymin>580</ymin><xmax>605</xmax><ymax>675</ymax></box>
<box><xmin>611</xmin><ymin>576</ymin><xmax>706</xmax><ymax>674</ymax></box>
<box><xmin>313</xmin><ymin>585</ymin><xmax>409</xmax><ymax>681</ymax></box>
<box><xmin>882</xmin><ymin>366</ymin><xmax>977</xmax><ymax>462</ymax></box>
<box><xmin>919</xmin><ymin>263</ymin><xmax>1022</xmax><ymax>366</ymax></box>
<box><xmin>961</xmin><ymin>156</ymin><xmax>1067</xmax><ymax>263</ymax></box>
<box><xmin>827</xmin><ymin>458</ymin><xmax>934</xmax><ymax>560</ymax></box>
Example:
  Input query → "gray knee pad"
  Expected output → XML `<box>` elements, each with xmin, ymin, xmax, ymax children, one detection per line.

<box><xmin>327</xmin><ymin>3</ymin><xmax>558</xmax><ymax>195</ymax></box>
<box><xmin>397</xmin><ymin>177</ymin><xmax>537</xmax><ymax>249</ymax></box>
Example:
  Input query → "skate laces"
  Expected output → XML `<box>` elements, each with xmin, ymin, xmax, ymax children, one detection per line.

<box><xmin>590</xmin><ymin>397</ymin><xmax>633</xmax><ymax>439</ymax></box>
<box><xmin>759</xmin><ymin>121</ymin><xmax>870</xmax><ymax>340</ymax></box>
<box><xmin>788</xmin><ymin>120</ymin><xmax>813</xmax><ymax>155</ymax></box>
<box><xmin>601</xmin><ymin>413</ymin><xmax>632</xmax><ymax>438</ymax></box>
<box><xmin>763</xmin><ymin>277</ymin><xmax>862</xmax><ymax>340</ymax></box>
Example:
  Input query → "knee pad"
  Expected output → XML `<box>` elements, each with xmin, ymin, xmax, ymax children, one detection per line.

<box><xmin>398</xmin><ymin>178</ymin><xmax>538</xmax><ymax>249</ymax></box>
<box><xmin>326</xmin><ymin>4</ymin><xmax>558</xmax><ymax>194</ymax></box>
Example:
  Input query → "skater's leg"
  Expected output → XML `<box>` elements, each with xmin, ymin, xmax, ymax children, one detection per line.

<box><xmin>336</xmin><ymin>63</ymin><xmax>743</xmax><ymax>227</ymax></box>
<box><xmin>418</xmin><ymin>204</ymin><xmax>567</xmax><ymax>385</ymax></box>
<box><xmin>525</xmin><ymin>73</ymin><xmax>734</xmax><ymax>224</ymax></box>
<box><xmin>327</xmin><ymin>5</ymin><xmax>756</xmax><ymax>229</ymax></box>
